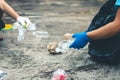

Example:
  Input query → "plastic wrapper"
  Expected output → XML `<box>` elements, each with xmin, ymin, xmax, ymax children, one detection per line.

<box><xmin>52</xmin><ymin>69</ymin><xmax>67</xmax><ymax>80</ymax></box>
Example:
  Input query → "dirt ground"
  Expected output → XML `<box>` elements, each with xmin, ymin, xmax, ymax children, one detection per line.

<box><xmin>1</xmin><ymin>0</ymin><xmax>120</xmax><ymax>80</ymax></box>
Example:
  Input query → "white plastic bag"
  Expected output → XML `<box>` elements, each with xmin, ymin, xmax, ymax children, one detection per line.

<box><xmin>17</xmin><ymin>26</ymin><xmax>25</xmax><ymax>42</ymax></box>
<box><xmin>13</xmin><ymin>22</ymin><xmax>26</xmax><ymax>42</ymax></box>
<box><xmin>13</xmin><ymin>22</ymin><xmax>36</xmax><ymax>42</ymax></box>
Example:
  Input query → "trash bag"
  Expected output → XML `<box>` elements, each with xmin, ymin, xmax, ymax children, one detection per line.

<box><xmin>86</xmin><ymin>0</ymin><xmax>120</xmax><ymax>62</ymax></box>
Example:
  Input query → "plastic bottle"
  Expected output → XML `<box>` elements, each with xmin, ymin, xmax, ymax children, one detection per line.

<box><xmin>55</xmin><ymin>33</ymin><xmax>74</xmax><ymax>53</ymax></box>
<box><xmin>52</xmin><ymin>69</ymin><xmax>67</xmax><ymax>80</ymax></box>
<box><xmin>33</xmin><ymin>31</ymin><xmax>49</xmax><ymax>38</ymax></box>
<box><xmin>55</xmin><ymin>39</ymin><xmax>74</xmax><ymax>53</ymax></box>
<box><xmin>47</xmin><ymin>33</ymin><xmax>74</xmax><ymax>54</ymax></box>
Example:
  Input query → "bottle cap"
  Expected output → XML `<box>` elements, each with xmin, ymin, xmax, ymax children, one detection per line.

<box><xmin>63</xmin><ymin>33</ymin><xmax>72</xmax><ymax>40</ymax></box>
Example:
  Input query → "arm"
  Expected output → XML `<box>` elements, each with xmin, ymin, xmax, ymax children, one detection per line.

<box><xmin>0</xmin><ymin>0</ymin><xmax>19</xmax><ymax>20</ymax></box>
<box><xmin>0</xmin><ymin>0</ymin><xmax>31</xmax><ymax>27</ymax></box>
<box><xmin>87</xmin><ymin>8</ymin><xmax>120</xmax><ymax>40</ymax></box>
<box><xmin>70</xmin><ymin>8</ymin><xmax>120</xmax><ymax>49</ymax></box>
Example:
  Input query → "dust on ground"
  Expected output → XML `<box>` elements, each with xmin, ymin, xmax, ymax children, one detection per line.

<box><xmin>1</xmin><ymin>0</ymin><xmax>120</xmax><ymax>80</ymax></box>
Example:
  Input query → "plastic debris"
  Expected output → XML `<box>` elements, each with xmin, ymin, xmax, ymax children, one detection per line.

<box><xmin>33</xmin><ymin>31</ymin><xmax>49</xmax><ymax>38</ymax></box>
<box><xmin>55</xmin><ymin>39</ymin><xmax>74</xmax><ymax>53</ymax></box>
<box><xmin>0</xmin><ymin>70</ymin><xmax>7</xmax><ymax>80</ymax></box>
<box><xmin>47</xmin><ymin>33</ymin><xmax>74</xmax><ymax>54</ymax></box>
<box><xmin>13</xmin><ymin>22</ymin><xmax>36</xmax><ymax>42</ymax></box>
<box><xmin>52</xmin><ymin>69</ymin><xmax>67</xmax><ymax>80</ymax></box>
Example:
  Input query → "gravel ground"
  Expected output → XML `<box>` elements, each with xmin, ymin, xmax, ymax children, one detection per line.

<box><xmin>0</xmin><ymin>0</ymin><xmax>120</xmax><ymax>80</ymax></box>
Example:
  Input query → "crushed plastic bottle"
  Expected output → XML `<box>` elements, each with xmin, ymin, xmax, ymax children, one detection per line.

<box><xmin>55</xmin><ymin>39</ymin><xmax>74</xmax><ymax>53</ymax></box>
<box><xmin>47</xmin><ymin>33</ymin><xmax>74</xmax><ymax>54</ymax></box>
<box><xmin>33</xmin><ymin>31</ymin><xmax>49</xmax><ymax>38</ymax></box>
<box><xmin>0</xmin><ymin>70</ymin><xmax>7</xmax><ymax>80</ymax></box>
<box><xmin>52</xmin><ymin>69</ymin><xmax>67</xmax><ymax>80</ymax></box>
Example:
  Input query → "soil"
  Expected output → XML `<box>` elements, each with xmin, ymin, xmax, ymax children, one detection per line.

<box><xmin>1</xmin><ymin>0</ymin><xmax>120</xmax><ymax>80</ymax></box>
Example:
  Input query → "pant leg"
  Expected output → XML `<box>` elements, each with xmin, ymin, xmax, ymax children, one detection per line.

<box><xmin>0</xmin><ymin>10</ymin><xmax>5</xmax><ymax>30</ymax></box>
<box><xmin>90</xmin><ymin>54</ymin><xmax>120</xmax><ymax>64</ymax></box>
<box><xmin>0</xmin><ymin>19</ymin><xmax>5</xmax><ymax>30</ymax></box>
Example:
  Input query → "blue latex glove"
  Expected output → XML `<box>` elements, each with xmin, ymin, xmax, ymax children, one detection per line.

<box><xmin>69</xmin><ymin>32</ymin><xmax>90</xmax><ymax>49</ymax></box>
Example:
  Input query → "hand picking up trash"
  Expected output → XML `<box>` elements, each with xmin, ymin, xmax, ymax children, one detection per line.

<box><xmin>0</xmin><ymin>0</ymin><xmax>36</xmax><ymax>42</ymax></box>
<box><xmin>47</xmin><ymin>33</ymin><xmax>74</xmax><ymax>54</ymax></box>
<box><xmin>13</xmin><ymin>20</ymin><xmax>36</xmax><ymax>43</ymax></box>
<box><xmin>2</xmin><ymin>17</ymin><xmax>36</xmax><ymax>43</ymax></box>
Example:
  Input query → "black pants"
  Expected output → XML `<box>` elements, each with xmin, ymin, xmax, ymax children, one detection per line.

<box><xmin>0</xmin><ymin>19</ymin><xmax>5</xmax><ymax>30</ymax></box>
<box><xmin>90</xmin><ymin>54</ymin><xmax>120</xmax><ymax>64</ymax></box>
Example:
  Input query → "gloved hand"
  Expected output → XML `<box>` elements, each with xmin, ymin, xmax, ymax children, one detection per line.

<box><xmin>17</xmin><ymin>16</ymin><xmax>31</xmax><ymax>28</ymax></box>
<box><xmin>69</xmin><ymin>32</ymin><xmax>90</xmax><ymax>49</ymax></box>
